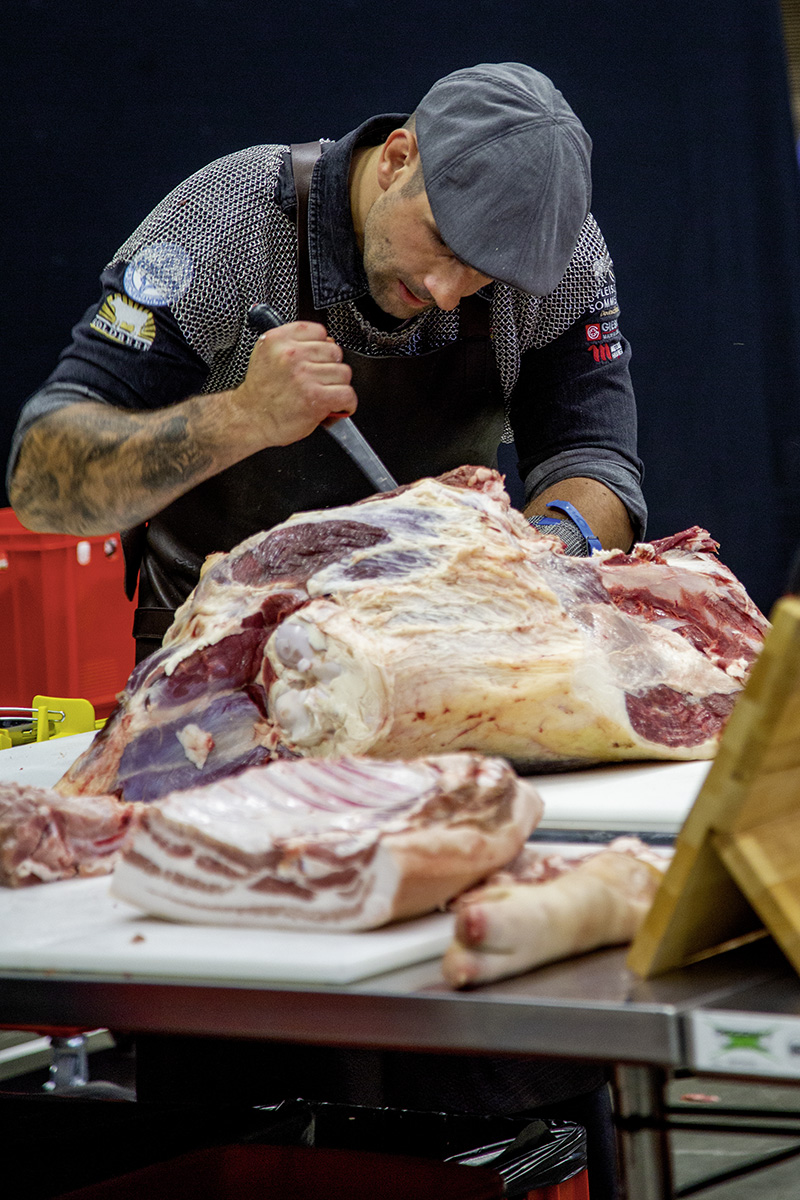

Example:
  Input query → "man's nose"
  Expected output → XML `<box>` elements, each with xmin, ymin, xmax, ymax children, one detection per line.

<box><xmin>424</xmin><ymin>263</ymin><xmax>491</xmax><ymax>311</ymax></box>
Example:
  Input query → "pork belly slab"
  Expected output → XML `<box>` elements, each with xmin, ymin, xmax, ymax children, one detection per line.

<box><xmin>442</xmin><ymin>838</ymin><xmax>667</xmax><ymax>987</ymax></box>
<box><xmin>112</xmin><ymin>754</ymin><xmax>543</xmax><ymax>931</ymax></box>
<box><xmin>0</xmin><ymin>784</ymin><xmax>137</xmax><ymax>887</ymax></box>
<box><xmin>57</xmin><ymin>467</ymin><xmax>769</xmax><ymax>803</ymax></box>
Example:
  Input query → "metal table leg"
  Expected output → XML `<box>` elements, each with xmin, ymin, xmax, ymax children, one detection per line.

<box><xmin>613</xmin><ymin>1064</ymin><xmax>674</xmax><ymax>1200</ymax></box>
<box><xmin>44</xmin><ymin>1033</ymin><xmax>90</xmax><ymax>1091</ymax></box>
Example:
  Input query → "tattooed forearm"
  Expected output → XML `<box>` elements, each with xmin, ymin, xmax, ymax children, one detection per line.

<box><xmin>10</xmin><ymin>321</ymin><xmax>356</xmax><ymax>533</ymax></box>
<box><xmin>9</xmin><ymin>401</ymin><xmax>220</xmax><ymax>535</ymax></box>
<box><xmin>139</xmin><ymin>415</ymin><xmax>213</xmax><ymax>491</ymax></box>
<box><xmin>10</xmin><ymin>323</ymin><xmax>353</xmax><ymax>533</ymax></box>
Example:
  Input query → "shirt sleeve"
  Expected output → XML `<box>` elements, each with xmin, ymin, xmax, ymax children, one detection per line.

<box><xmin>508</xmin><ymin>307</ymin><xmax>647</xmax><ymax>542</ymax></box>
<box><xmin>6</xmin><ymin>260</ymin><xmax>210</xmax><ymax>491</ymax></box>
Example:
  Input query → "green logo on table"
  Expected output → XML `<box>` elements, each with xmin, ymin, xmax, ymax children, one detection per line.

<box><xmin>716</xmin><ymin>1028</ymin><xmax>773</xmax><ymax>1054</ymax></box>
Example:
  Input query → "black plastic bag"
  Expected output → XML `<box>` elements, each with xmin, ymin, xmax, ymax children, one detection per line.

<box><xmin>445</xmin><ymin>1117</ymin><xmax>586</xmax><ymax>1196</ymax></box>
<box><xmin>251</xmin><ymin>1100</ymin><xmax>587</xmax><ymax>1197</ymax></box>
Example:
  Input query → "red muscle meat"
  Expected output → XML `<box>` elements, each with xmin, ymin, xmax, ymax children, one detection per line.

<box><xmin>56</xmin><ymin>469</ymin><xmax>769</xmax><ymax>803</ymax></box>
<box><xmin>0</xmin><ymin>783</ymin><xmax>137</xmax><ymax>887</ymax></box>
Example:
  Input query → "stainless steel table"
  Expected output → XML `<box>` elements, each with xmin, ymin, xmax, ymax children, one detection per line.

<box><xmin>0</xmin><ymin>935</ymin><xmax>791</xmax><ymax>1199</ymax></box>
<box><xmin>1</xmin><ymin>733</ymin><xmax>793</xmax><ymax>1196</ymax></box>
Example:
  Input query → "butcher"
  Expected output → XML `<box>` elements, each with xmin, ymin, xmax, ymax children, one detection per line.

<box><xmin>8</xmin><ymin>63</ymin><xmax>644</xmax><ymax>660</ymax></box>
<box><xmin>7</xmin><ymin>62</ymin><xmax>638</xmax><ymax>1198</ymax></box>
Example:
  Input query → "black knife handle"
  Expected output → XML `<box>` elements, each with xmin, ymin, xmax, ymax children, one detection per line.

<box><xmin>247</xmin><ymin>302</ymin><xmax>285</xmax><ymax>333</ymax></box>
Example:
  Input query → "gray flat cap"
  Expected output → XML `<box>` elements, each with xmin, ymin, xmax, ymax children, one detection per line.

<box><xmin>416</xmin><ymin>63</ymin><xmax>592</xmax><ymax>295</ymax></box>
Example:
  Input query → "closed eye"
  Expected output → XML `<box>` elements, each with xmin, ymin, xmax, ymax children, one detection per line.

<box><xmin>424</xmin><ymin>217</ymin><xmax>486</xmax><ymax>276</ymax></box>
<box><xmin>425</xmin><ymin>219</ymin><xmax>454</xmax><ymax>254</ymax></box>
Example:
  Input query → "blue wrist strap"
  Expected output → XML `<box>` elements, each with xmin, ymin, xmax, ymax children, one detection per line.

<box><xmin>534</xmin><ymin>500</ymin><xmax>602</xmax><ymax>554</ymax></box>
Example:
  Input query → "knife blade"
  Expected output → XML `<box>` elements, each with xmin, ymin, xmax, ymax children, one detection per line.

<box><xmin>247</xmin><ymin>303</ymin><xmax>399</xmax><ymax>493</ymax></box>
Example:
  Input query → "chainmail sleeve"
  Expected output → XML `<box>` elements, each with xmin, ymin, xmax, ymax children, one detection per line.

<box><xmin>109</xmin><ymin>144</ymin><xmax>299</xmax><ymax>398</ymax></box>
<box><xmin>492</xmin><ymin>214</ymin><xmax>614</xmax><ymax>441</ymax></box>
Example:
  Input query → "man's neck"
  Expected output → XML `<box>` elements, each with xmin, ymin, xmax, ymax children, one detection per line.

<box><xmin>349</xmin><ymin>143</ymin><xmax>382</xmax><ymax>253</ymax></box>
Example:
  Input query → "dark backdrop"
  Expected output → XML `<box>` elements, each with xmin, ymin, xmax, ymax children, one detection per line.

<box><xmin>4</xmin><ymin>0</ymin><xmax>800</xmax><ymax>612</ymax></box>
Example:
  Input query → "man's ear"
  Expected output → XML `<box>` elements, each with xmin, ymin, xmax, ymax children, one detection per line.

<box><xmin>376</xmin><ymin>128</ymin><xmax>420</xmax><ymax>192</ymax></box>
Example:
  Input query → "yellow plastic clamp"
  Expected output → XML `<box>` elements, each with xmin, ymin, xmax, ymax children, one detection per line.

<box><xmin>31</xmin><ymin>696</ymin><xmax>105</xmax><ymax>742</ymax></box>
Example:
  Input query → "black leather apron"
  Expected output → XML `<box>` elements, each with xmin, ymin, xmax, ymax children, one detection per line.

<box><xmin>131</xmin><ymin>141</ymin><xmax>504</xmax><ymax>661</ymax></box>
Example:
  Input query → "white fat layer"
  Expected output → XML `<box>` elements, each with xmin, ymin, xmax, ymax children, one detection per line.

<box><xmin>176</xmin><ymin>724</ymin><xmax>215</xmax><ymax>769</ymax></box>
<box><xmin>14</xmin><ymin>857</ymin><xmax>69</xmax><ymax>882</ymax></box>
<box><xmin>146</xmin><ymin>757</ymin><xmax>445</xmax><ymax>851</ymax></box>
<box><xmin>112</xmin><ymin>834</ymin><xmax>400</xmax><ymax>929</ymax></box>
<box><xmin>157</xmin><ymin>478</ymin><xmax>511</xmax><ymax>668</ymax></box>
<box><xmin>112</xmin><ymin>793</ymin><xmax>539</xmax><ymax>931</ymax></box>
<box><xmin>267</xmin><ymin>576</ymin><xmax>736</xmax><ymax>763</ymax></box>
<box><xmin>110</xmin><ymin>752</ymin><xmax>540</xmax><ymax>930</ymax></box>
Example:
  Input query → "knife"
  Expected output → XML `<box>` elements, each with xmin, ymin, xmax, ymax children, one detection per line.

<box><xmin>247</xmin><ymin>302</ymin><xmax>398</xmax><ymax>493</ymax></box>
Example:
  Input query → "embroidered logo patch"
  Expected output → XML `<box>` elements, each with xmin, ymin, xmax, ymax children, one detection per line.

<box><xmin>123</xmin><ymin>242</ymin><xmax>193</xmax><ymax>306</ymax></box>
<box><xmin>585</xmin><ymin>315</ymin><xmax>623</xmax><ymax>363</ymax></box>
<box><xmin>588</xmin><ymin>340</ymin><xmax>624</xmax><ymax>364</ymax></box>
<box><xmin>90</xmin><ymin>293</ymin><xmax>156</xmax><ymax>351</ymax></box>
<box><xmin>592</xmin><ymin>252</ymin><xmax>614</xmax><ymax>282</ymax></box>
<box><xmin>588</xmin><ymin>254</ymin><xmax>619</xmax><ymax>319</ymax></box>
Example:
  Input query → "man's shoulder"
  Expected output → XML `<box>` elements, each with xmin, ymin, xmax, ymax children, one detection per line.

<box><xmin>109</xmin><ymin>143</ymin><xmax>293</xmax><ymax>274</ymax></box>
<box><xmin>514</xmin><ymin>213</ymin><xmax>609</xmax><ymax>302</ymax></box>
<box><xmin>173</xmin><ymin>143</ymin><xmax>290</xmax><ymax>199</ymax></box>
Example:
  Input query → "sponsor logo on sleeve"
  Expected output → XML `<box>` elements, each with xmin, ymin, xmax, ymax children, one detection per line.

<box><xmin>592</xmin><ymin>252</ymin><xmax>614</xmax><ymax>282</ymax></box>
<box><xmin>588</xmin><ymin>254</ymin><xmax>619</xmax><ymax>317</ymax></box>
<box><xmin>588</xmin><ymin>341</ymin><xmax>625</xmax><ymax>364</ymax></box>
<box><xmin>585</xmin><ymin>315</ymin><xmax>624</xmax><ymax>363</ymax></box>
<box><xmin>123</xmin><ymin>242</ymin><xmax>194</xmax><ymax>306</ymax></box>
<box><xmin>90</xmin><ymin>293</ymin><xmax>156</xmax><ymax>351</ymax></box>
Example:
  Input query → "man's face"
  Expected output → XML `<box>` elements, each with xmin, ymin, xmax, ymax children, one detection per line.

<box><xmin>361</xmin><ymin>174</ymin><xmax>492</xmax><ymax>319</ymax></box>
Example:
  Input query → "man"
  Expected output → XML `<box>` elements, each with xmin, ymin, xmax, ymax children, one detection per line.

<box><xmin>8</xmin><ymin>62</ymin><xmax>643</xmax><ymax>663</ymax></box>
<box><xmin>8</xmin><ymin>63</ymin><xmax>636</xmax><ymax>1195</ymax></box>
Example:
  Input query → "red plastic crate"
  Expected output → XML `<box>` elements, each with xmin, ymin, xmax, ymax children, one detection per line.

<box><xmin>0</xmin><ymin>508</ymin><xmax>134</xmax><ymax>718</ymax></box>
<box><xmin>53</xmin><ymin>1143</ymin><xmax>506</xmax><ymax>1199</ymax></box>
<box><xmin>536</xmin><ymin>1169</ymin><xmax>590</xmax><ymax>1199</ymax></box>
<box><xmin>52</xmin><ymin>1146</ymin><xmax>590</xmax><ymax>1199</ymax></box>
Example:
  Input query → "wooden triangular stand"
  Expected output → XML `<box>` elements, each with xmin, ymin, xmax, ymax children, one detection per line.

<box><xmin>628</xmin><ymin>595</ymin><xmax>800</xmax><ymax>977</ymax></box>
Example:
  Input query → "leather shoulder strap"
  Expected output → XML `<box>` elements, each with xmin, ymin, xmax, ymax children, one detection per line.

<box><xmin>290</xmin><ymin>140</ymin><xmax>324</xmax><ymax>322</ymax></box>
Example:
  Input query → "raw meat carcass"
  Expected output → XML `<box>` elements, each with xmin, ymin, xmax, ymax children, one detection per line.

<box><xmin>0</xmin><ymin>783</ymin><xmax>137</xmax><ymax>887</ymax></box>
<box><xmin>442</xmin><ymin>838</ymin><xmax>667</xmax><ymax>987</ymax></box>
<box><xmin>56</xmin><ymin>467</ymin><xmax>769</xmax><ymax>803</ymax></box>
<box><xmin>111</xmin><ymin>753</ymin><xmax>543</xmax><ymax>930</ymax></box>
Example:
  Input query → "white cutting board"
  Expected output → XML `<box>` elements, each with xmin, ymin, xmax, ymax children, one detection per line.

<box><xmin>0</xmin><ymin>876</ymin><xmax>454</xmax><ymax>985</ymax></box>
<box><xmin>0</xmin><ymin>737</ymin><xmax>700</xmax><ymax>984</ymax></box>
<box><xmin>0</xmin><ymin>735</ymin><xmax>454</xmax><ymax>985</ymax></box>
<box><xmin>533</xmin><ymin>759</ymin><xmax>711</xmax><ymax>834</ymax></box>
<box><xmin>0</xmin><ymin>732</ymin><xmax>709</xmax><ymax>834</ymax></box>
<box><xmin>0</xmin><ymin>731</ymin><xmax>96</xmax><ymax>788</ymax></box>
